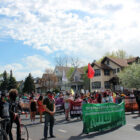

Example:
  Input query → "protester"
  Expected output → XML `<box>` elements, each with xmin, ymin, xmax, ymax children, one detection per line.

<box><xmin>30</xmin><ymin>97</ymin><xmax>37</xmax><ymax>124</ymax></box>
<box><xmin>130</xmin><ymin>92</ymin><xmax>135</xmax><ymax>113</ymax></box>
<box><xmin>0</xmin><ymin>92</ymin><xmax>10</xmax><ymax>136</ymax></box>
<box><xmin>82</xmin><ymin>95</ymin><xmax>88</xmax><ymax>104</ymax></box>
<box><xmin>135</xmin><ymin>92</ymin><xmax>140</xmax><ymax>115</ymax></box>
<box><xmin>55</xmin><ymin>92</ymin><xmax>64</xmax><ymax>113</ymax></box>
<box><xmin>112</xmin><ymin>92</ymin><xmax>117</xmax><ymax>103</ymax></box>
<box><xmin>97</xmin><ymin>93</ymin><xmax>102</xmax><ymax>103</ymax></box>
<box><xmin>115</xmin><ymin>92</ymin><xmax>122</xmax><ymax>104</ymax></box>
<box><xmin>88</xmin><ymin>93</ymin><xmax>97</xmax><ymax>103</ymax></box>
<box><xmin>37</xmin><ymin>95</ymin><xmax>45</xmax><ymax>123</ymax></box>
<box><xmin>8</xmin><ymin>89</ymin><xmax>23</xmax><ymax>140</ymax></box>
<box><xmin>80</xmin><ymin>93</ymin><xmax>84</xmax><ymax>100</ymax></box>
<box><xmin>108</xmin><ymin>92</ymin><xmax>114</xmax><ymax>103</ymax></box>
<box><xmin>64</xmin><ymin>92</ymin><xmax>71</xmax><ymax>121</ymax></box>
<box><xmin>43</xmin><ymin>91</ymin><xmax>56</xmax><ymax>140</ymax></box>
<box><xmin>102</xmin><ymin>92</ymin><xmax>109</xmax><ymax>103</ymax></box>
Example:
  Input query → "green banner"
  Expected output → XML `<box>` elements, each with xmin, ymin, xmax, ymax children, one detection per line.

<box><xmin>82</xmin><ymin>102</ymin><xmax>126</xmax><ymax>133</ymax></box>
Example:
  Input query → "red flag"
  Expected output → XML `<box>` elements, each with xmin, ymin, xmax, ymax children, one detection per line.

<box><xmin>87</xmin><ymin>63</ymin><xmax>95</xmax><ymax>79</ymax></box>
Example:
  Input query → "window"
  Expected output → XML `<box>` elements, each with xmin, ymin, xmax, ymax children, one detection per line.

<box><xmin>94</xmin><ymin>69</ymin><xmax>101</xmax><ymax>76</ymax></box>
<box><xmin>75</xmin><ymin>76</ymin><xmax>79</xmax><ymax>82</ymax></box>
<box><xmin>104</xmin><ymin>69</ymin><xmax>110</xmax><ymax>76</ymax></box>
<box><xmin>113</xmin><ymin>69</ymin><xmax>116</xmax><ymax>74</ymax></box>
<box><xmin>92</xmin><ymin>82</ymin><xmax>101</xmax><ymax>89</ymax></box>
<box><xmin>104</xmin><ymin>81</ymin><xmax>110</xmax><ymax>89</ymax></box>
<box><xmin>58</xmin><ymin>77</ymin><xmax>61</xmax><ymax>82</ymax></box>
<box><xmin>117</xmin><ymin>68</ymin><xmax>120</xmax><ymax>73</ymax></box>
<box><xmin>107</xmin><ymin>60</ymin><xmax>110</xmax><ymax>65</ymax></box>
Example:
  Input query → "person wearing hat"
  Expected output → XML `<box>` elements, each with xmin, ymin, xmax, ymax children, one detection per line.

<box><xmin>43</xmin><ymin>91</ymin><xmax>56</xmax><ymax>140</ymax></box>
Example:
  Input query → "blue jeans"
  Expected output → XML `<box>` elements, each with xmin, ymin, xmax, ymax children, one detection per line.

<box><xmin>44</xmin><ymin>113</ymin><xmax>54</xmax><ymax>138</ymax></box>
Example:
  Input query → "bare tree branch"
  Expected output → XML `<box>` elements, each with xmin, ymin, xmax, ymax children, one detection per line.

<box><xmin>70</xmin><ymin>57</ymin><xmax>80</xmax><ymax>68</ymax></box>
<box><xmin>55</xmin><ymin>56</ymin><xmax>65</xmax><ymax>67</ymax></box>
<box><xmin>45</xmin><ymin>68</ymin><xmax>54</xmax><ymax>74</ymax></box>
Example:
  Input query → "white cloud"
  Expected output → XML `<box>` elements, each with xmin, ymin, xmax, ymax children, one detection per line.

<box><xmin>23</xmin><ymin>55</ymin><xmax>52</xmax><ymax>70</ymax></box>
<box><xmin>0</xmin><ymin>55</ymin><xmax>53</xmax><ymax>80</ymax></box>
<box><xmin>0</xmin><ymin>63</ymin><xmax>23</xmax><ymax>72</ymax></box>
<box><xmin>0</xmin><ymin>0</ymin><xmax>140</xmax><ymax>64</ymax></box>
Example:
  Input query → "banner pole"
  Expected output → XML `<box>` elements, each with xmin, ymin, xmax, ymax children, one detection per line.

<box><xmin>89</xmin><ymin>78</ymin><xmax>91</xmax><ymax>92</ymax></box>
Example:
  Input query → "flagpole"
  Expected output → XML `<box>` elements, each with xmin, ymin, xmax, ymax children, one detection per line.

<box><xmin>89</xmin><ymin>78</ymin><xmax>91</xmax><ymax>92</ymax></box>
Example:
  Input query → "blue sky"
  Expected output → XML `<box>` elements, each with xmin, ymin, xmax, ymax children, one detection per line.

<box><xmin>0</xmin><ymin>0</ymin><xmax>140</xmax><ymax>80</ymax></box>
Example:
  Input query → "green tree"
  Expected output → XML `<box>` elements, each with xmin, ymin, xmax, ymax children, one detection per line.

<box><xmin>97</xmin><ymin>49</ymin><xmax>133</xmax><ymax>63</ymax></box>
<box><xmin>0</xmin><ymin>71</ymin><xmax>9</xmax><ymax>92</ymax></box>
<box><xmin>105</xmin><ymin>49</ymin><xmax>129</xmax><ymax>59</ymax></box>
<box><xmin>67</xmin><ymin>67</ymin><xmax>74</xmax><ymax>80</ymax></box>
<box><xmin>8</xmin><ymin>70</ymin><xmax>17</xmax><ymax>90</ymax></box>
<box><xmin>23</xmin><ymin>73</ymin><xmax>35</xmax><ymax>94</ymax></box>
<box><xmin>0</xmin><ymin>73</ymin><xmax>3</xmax><ymax>86</ymax></box>
<box><xmin>118</xmin><ymin>63</ymin><xmax>140</xmax><ymax>89</ymax></box>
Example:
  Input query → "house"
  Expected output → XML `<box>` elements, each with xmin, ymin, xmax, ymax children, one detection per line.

<box><xmin>34</xmin><ymin>77</ymin><xmax>42</xmax><ymax>93</ymax></box>
<box><xmin>54</xmin><ymin>66</ymin><xmax>72</xmax><ymax>91</ymax></box>
<box><xmin>90</xmin><ymin>56</ymin><xmax>140</xmax><ymax>92</ymax></box>
<box><xmin>70</xmin><ymin>67</ymin><xmax>85</xmax><ymax>93</ymax></box>
<box><xmin>39</xmin><ymin>73</ymin><xmax>58</xmax><ymax>93</ymax></box>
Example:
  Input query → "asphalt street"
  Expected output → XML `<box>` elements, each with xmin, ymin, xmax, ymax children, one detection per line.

<box><xmin>20</xmin><ymin>112</ymin><xmax>140</xmax><ymax>140</ymax></box>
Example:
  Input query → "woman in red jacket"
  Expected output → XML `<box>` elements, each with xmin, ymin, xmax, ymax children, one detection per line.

<box><xmin>37</xmin><ymin>95</ymin><xmax>45</xmax><ymax>123</ymax></box>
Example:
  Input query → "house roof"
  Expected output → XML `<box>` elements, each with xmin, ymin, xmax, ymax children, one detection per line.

<box><xmin>42</xmin><ymin>73</ymin><xmax>56</xmax><ymax>79</ymax></box>
<box><xmin>70</xmin><ymin>67</ymin><xmax>85</xmax><ymax>81</ymax></box>
<box><xmin>92</xmin><ymin>62</ymin><xmax>112</xmax><ymax>70</ymax></box>
<box><xmin>77</xmin><ymin>67</ymin><xmax>85</xmax><ymax>74</ymax></box>
<box><xmin>92</xmin><ymin>56</ymin><xmax>139</xmax><ymax>70</ymax></box>
<box><xmin>102</xmin><ymin>57</ymin><xmax>128</xmax><ymax>67</ymax></box>
<box><xmin>127</xmin><ymin>57</ymin><xmax>139</xmax><ymax>64</ymax></box>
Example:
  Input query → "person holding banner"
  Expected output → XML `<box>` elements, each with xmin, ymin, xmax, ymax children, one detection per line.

<box><xmin>108</xmin><ymin>92</ymin><xmax>114</xmax><ymax>103</ymax></box>
<box><xmin>102</xmin><ymin>92</ymin><xmax>113</xmax><ymax>103</ymax></box>
<box><xmin>82</xmin><ymin>95</ymin><xmax>89</xmax><ymax>104</ymax></box>
<box><xmin>97</xmin><ymin>93</ymin><xmax>102</xmax><ymax>103</ymax></box>
<box><xmin>88</xmin><ymin>93</ymin><xmax>97</xmax><ymax>104</ymax></box>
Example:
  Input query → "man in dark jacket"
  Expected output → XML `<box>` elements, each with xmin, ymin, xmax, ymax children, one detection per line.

<box><xmin>0</xmin><ymin>93</ymin><xmax>10</xmax><ymax>135</ymax></box>
<box><xmin>43</xmin><ymin>91</ymin><xmax>56</xmax><ymax>140</ymax></box>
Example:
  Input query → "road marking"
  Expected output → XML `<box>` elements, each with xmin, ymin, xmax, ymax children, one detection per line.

<box><xmin>127</xmin><ymin>124</ymin><xmax>136</xmax><ymax>127</ymax></box>
<box><xmin>58</xmin><ymin>129</ymin><xmax>67</xmax><ymax>133</ymax></box>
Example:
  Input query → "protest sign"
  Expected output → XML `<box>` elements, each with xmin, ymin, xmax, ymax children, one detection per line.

<box><xmin>82</xmin><ymin>102</ymin><xmax>126</xmax><ymax>133</ymax></box>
